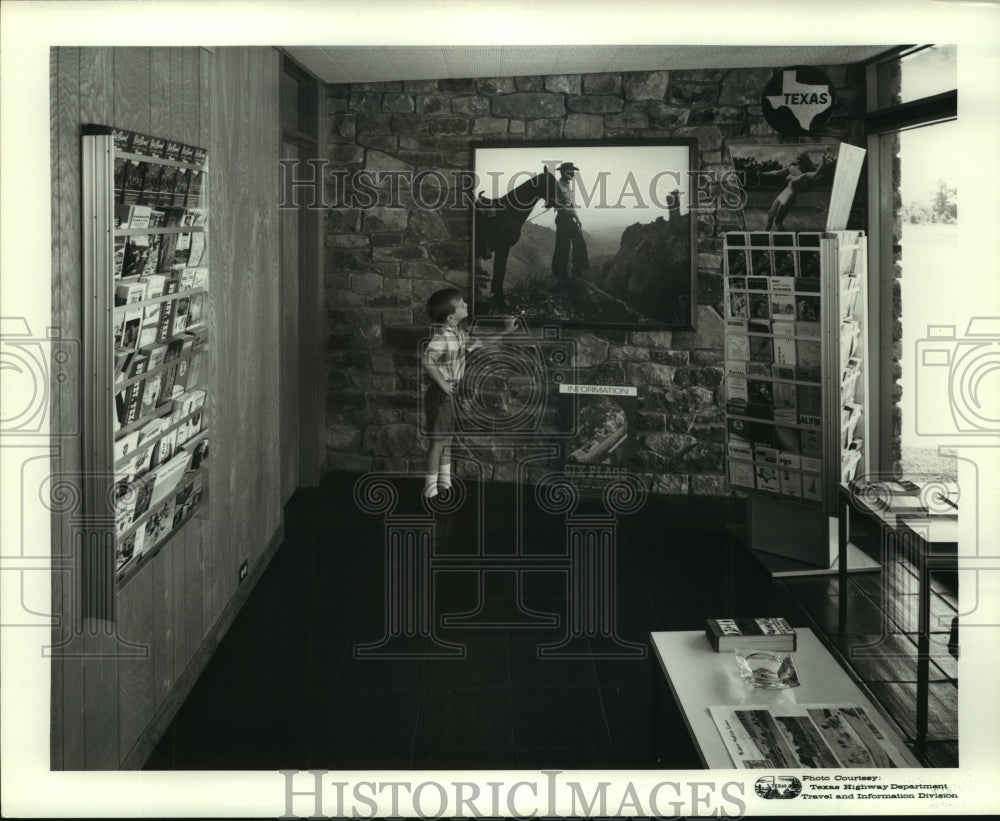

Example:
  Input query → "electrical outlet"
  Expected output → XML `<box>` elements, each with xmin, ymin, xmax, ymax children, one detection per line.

<box><xmin>239</xmin><ymin>559</ymin><xmax>248</xmax><ymax>582</ymax></box>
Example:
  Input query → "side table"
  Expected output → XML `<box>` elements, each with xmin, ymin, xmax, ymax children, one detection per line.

<box><xmin>837</xmin><ymin>483</ymin><xmax>958</xmax><ymax>746</ymax></box>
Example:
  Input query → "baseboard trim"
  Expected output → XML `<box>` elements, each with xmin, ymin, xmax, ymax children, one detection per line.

<box><xmin>119</xmin><ymin>523</ymin><xmax>285</xmax><ymax>770</ymax></box>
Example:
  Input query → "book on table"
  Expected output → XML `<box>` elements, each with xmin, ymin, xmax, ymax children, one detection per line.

<box><xmin>706</xmin><ymin>618</ymin><xmax>797</xmax><ymax>652</ymax></box>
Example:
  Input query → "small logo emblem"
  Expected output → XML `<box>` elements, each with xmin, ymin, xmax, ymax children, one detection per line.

<box><xmin>755</xmin><ymin>775</ymin><xmax>802</xmax><ymax>799</ymax></box>
<box><xmin>762</xmin><ymin>66</ymin><xmax>835</xmax><ymax>135</ymax></box>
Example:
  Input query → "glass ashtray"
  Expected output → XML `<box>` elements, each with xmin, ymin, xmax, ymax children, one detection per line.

<box><xmin>735</xmin><ymin>649</ymin><xmax>801</xmax><ymax>689</ymax></box>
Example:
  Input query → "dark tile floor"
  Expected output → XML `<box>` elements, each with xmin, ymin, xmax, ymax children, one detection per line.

<box><xmin>146</xmin><ymin>472</ymin><xmax>958</xmax><ymax>770</ymax></box>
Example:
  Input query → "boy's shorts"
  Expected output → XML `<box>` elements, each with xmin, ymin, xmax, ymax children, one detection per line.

<box><xmin>425</xmin><ymin>382</ymin><xmax>458</xmax><ymax>437</ymax></box>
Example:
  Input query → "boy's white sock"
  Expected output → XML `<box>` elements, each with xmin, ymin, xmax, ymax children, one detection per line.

<box><xmin>423</xmin><ymin>473</ymin><xmax>439</xmax><ymax>498</ymax></box>
<box><xmin>439</xmin><ymin>462</ymin><xmax>452</xmax><ymax>490</ymax></box>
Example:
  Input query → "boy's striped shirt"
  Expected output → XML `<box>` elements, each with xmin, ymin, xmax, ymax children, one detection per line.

<box><xmin>424</xmin><ymin>323</ymin><xmax>470</xmax><ymax>383</ymax></box>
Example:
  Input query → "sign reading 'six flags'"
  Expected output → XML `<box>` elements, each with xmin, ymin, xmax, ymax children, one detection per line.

<box><xmin>761</xmin><ymin>65</ymin><xmax>836</xmax><ymax>136</ymax></box>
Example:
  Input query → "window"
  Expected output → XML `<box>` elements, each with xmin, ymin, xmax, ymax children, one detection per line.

<box><xmin>895</xmin><ymin>121</ymin><xmax>961</xmax><ymax>479</ymax></box>
<box><xmin>876</xmin><ymin>44</ymin><xmax>957</xmax><ymax>107</ymax></box>
<box><xmin>866</xmin><ymin>46</ymin><xmax>958</xmax><ymax>480</ymax></box>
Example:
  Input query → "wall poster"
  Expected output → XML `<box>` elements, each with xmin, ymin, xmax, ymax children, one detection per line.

<box><xmin>560</xmin><ymin>383</ymin><xmax>637</xmax><ymax>496</ymax></box>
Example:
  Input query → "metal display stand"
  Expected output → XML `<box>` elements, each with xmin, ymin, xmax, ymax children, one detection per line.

<box><xmin>81</xmin><ymin>125</ymin><xmax>211</xmax><ymax>612</ymax></box>
<box><xmin>723</xmin><ymin>230</ymin><xmax>872</xmax><ymax>574</ymax></box>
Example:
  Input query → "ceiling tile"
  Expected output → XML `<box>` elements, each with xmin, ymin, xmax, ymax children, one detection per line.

<box><xmin>285</xmin><ymin>44</ymin><xmax>893</xmax><ymax>85</ymax></box>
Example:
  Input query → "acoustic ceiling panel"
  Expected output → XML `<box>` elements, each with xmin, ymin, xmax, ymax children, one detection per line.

<box><xmin>285</xmin><ymin>44</ymin><xmax>894</xmax><ymax>84</ymax></box>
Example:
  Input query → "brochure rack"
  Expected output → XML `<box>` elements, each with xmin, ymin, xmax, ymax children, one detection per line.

<box><xmin>723</xmin><ymin>230</ymin><xmax>869</xmax><ymax>568</ymax></box>
<box><xmin>81</xmin><ymin>125</ymin><xmax>211</xmax><ymax>602</ymax></box>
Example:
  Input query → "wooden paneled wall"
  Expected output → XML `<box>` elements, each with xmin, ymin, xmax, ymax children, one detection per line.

<box><xmin>50</xmin><ymin>46</ymin><xmax>283</xmax><ymax>769</ymax></box>
<box><xmin>280</xmin><ymin>139</ymin><xmax>301</xmax><ymax>502</ymax></box>
<box><xmin>207</xmin><ymin>44</ymin><xmax>284</xmax><ymax>623</ymax></box>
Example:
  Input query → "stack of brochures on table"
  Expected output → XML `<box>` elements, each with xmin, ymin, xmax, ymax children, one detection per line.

<box><xmin>710</xmin><ymin>703</ymin><xmax>909</xmax><ymax>768</ymax></box>
<box><xmin>705</xmin><ymin>618</ymin><xmax>797</xmax><ymax>652</ymax></box>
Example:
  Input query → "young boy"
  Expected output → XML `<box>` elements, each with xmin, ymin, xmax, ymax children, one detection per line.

<box><xmin>422</xmin><ymin>288</ymin><xmax>516</xmax><ymax>498</ymax></box>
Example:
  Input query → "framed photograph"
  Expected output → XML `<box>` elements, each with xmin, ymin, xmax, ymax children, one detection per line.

<box><xmin>471</xmin><ymin>141</ymin><xmax>696</xmax><ymax>329</ymax></box>
<box><xmin>728</xmin><ymin>142</ymin><xmax>839</xmax><ymax>232</ymax></box>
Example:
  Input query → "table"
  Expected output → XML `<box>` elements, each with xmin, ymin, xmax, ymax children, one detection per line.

<box><xmin>837</xmin><ymin>483</ymin><xmax>918</xmax><ymax>628</ymax></box>
<box><xmin>897</xmin><ymin>515</ymin><xmax>958</xmax><ymax>744</ymax></box>
<box><xmin>837</xmin><ymin>483</ymin><xmax>958</xmax><ymax>744</ymax></box>
<box><xmin>649</xmin><ymin>628</ymin><xmax>921</xmax><ymax>769</ymax></box>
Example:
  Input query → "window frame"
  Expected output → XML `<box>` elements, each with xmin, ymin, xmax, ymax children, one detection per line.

<box><xmin>864</xmin><ymin>46</ymin><xmax>958</xmax><ymax>472</ymax></box>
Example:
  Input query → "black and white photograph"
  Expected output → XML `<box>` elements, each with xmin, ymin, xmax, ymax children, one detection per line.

<box><xmin>1</xmin><ymin>2</ymin><xmax>999</xmax><ymax>819</ymax></box>
<box><xmin>473</xmin><ymin>142</ymin><xmax>696</xmax><ymax>328</ymax></box>
<box><xmin>728</xmin><ymin>142</ymin><xmax>840</xmax><ymax>232</ymax></box>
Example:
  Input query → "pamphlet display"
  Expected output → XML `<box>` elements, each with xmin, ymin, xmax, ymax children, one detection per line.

<box><xmin>723</xmin><ymin>230</ymin><xmax>868</xmax><ymax>566</ymax></box>
<box><xmin>83</xmin><ymin>125</ymin><xmax>211</xmax><ymax>585</ymax></box>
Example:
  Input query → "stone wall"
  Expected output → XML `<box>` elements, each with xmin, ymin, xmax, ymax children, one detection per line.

<box><xmin>322</xmin><ymin>66</ymin><xmax>867</xmax><ymax>494</ymax></box>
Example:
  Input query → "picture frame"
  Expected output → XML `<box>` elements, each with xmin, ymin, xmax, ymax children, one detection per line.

<box><xmin>470</xmin><ymin>140</ymin><xmax>697</xmax><ymax>329</ymax></box>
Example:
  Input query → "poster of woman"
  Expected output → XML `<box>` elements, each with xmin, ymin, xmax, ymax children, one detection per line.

<box><xmin>728</xmin><ymin>143</ymin><xmax>839</xmax><ymax>232</ymax></box>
